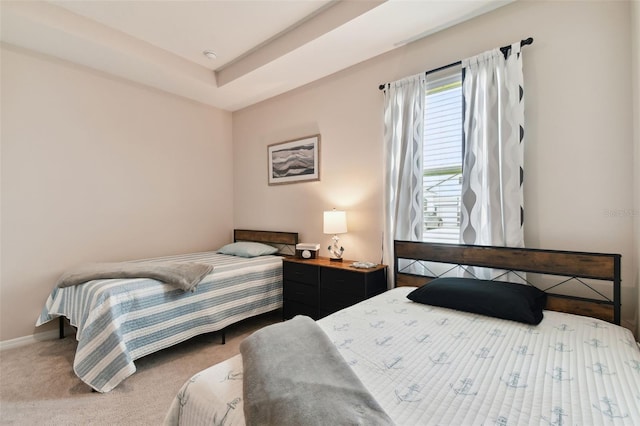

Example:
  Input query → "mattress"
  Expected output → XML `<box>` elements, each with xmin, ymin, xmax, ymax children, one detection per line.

<box><xmin>165</xmin><ymin>286</ymin><xmax>640</xmax><ymax>425</ymax></box>
<box><xmin>36</xmin><ymin>251</ymin><xmax>283</xmax><ymax>393</ymax></box>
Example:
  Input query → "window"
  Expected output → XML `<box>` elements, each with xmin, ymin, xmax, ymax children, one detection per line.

<box><xmin>423</xmin><ymin>67</ymin><xmax>463</xmax><ymax>243</ymax></box>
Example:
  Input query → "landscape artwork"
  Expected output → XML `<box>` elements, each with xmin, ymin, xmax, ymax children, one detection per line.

<box><xmin>268</xmin><ymin>135</ymin><xmax>320</xmax><ymax>185</ymax></box>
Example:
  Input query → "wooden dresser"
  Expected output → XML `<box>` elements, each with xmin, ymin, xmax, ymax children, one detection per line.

<box><xmin>282</xmin><ymin>256</ymin><xmax>387</xmax><ymax>320</ymax></box>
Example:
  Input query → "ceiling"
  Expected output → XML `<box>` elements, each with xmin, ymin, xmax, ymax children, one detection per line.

<box><xmin>1</xmin><ymin>0</ymin><xmax>512</xmax><ymax>112</ymax></box>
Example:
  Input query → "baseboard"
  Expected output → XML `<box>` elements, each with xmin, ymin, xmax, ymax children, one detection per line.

<box><xmin>0</xmin><ymin>326</ymin><xmax>75</xmax><ymax>351</ymax></box>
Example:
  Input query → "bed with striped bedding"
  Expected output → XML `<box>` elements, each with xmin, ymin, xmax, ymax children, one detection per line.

<box><xmin>36</xmin><ymin>251</ymin><xmax>285</xmax><ymax>393</ymax></box>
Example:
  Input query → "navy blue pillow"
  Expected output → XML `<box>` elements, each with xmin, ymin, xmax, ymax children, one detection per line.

<box><xmin>407</xmin><ymin>277</ymin><xmax>547</xmax><ymax>325</ymax></box>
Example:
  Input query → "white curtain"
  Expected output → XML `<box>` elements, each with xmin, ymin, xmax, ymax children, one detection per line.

<box><xmin>382</xmin><ymin>74</ymin><xmax>425</xmax><ymax>287</ymax></box>
<box><xmin>460</xmin><ymin>43</ymin><xmax>525</xmax><ymax>279</ymax></box>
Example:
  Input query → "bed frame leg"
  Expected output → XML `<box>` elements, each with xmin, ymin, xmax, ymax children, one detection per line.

<box><xmin>59</xmin><ymin>317</ymin><xmax>65</xmax><ymax>339</ymax></box>
<box><xmin>221</xmin><ymin>330</ymin><xmax>226</xmax><ymax>345</ymax></box>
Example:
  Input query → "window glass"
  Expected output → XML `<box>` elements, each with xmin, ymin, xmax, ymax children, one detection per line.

<box><xmin>423</xmin><ymin>67</ymin><xmax>463</xmax><ymax>243</ymax></box>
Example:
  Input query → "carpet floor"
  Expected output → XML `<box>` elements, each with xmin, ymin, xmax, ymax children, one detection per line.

<box><xmin>0</xmin><ymin>310</ymin><xmax>281</xmax><ymax>425</ymax></box>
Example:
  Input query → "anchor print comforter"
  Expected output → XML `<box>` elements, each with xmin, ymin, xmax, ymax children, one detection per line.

<box><xmin>165</xmin><ymin>287</ymin><xmax>640</xmax><ymax>425</ymax></box>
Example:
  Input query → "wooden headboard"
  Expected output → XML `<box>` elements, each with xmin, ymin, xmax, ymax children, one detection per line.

<box><xmin>394</xmin><ymin>240</ymin><xmax>621</xmax><ymax>324</ymax></box>
<box><xmin>234</xmin><ymin>229</ymin><xmax>298</xmax><ymax>256</ymax></box>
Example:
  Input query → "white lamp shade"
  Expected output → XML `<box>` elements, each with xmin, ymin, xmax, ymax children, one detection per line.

<box><xmin>323</xmin><ymin>210</ymin><xmax>347</xmax><ymax>234</ymax></box>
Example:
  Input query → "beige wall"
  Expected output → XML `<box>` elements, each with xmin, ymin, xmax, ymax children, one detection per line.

<box><xmin>1</xmin><ymin>0</ymin><xmax>636</xmax><ymax>343</ymax></box>
<box><xmin>632</xmin><ymin>0</ymin><xmax>640</xmax><ymax>336</ymax></box>
<box><xmin>233</xmin><ymin>1</ymin><xmax>637</xmax><ymax>331</ymax></box>
<box><xmin>0</xmin><ymin>44</ymin><xmax>234</xmax><ymax>341</ymax></box>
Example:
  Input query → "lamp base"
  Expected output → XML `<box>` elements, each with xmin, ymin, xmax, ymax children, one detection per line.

<box><xmin>327</xmin><ymin>235</ymin><xmax>345</xmax><ymax>262</ymax></box>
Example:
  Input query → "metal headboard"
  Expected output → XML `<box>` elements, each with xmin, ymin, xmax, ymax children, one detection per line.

<box><xmin>394</xmin><ymin>240</ymin><xmax>621</xmax><ymax>324</ymax></box>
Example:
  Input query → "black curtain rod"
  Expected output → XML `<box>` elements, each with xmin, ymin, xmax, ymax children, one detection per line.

<box><xmin>378</xmin><ymin>37</ymin><xmax>533</xmax><ymax>91</ymax></box>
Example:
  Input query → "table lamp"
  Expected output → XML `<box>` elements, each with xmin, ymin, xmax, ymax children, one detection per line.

<box><xmin>323</xmin><ymin>209</ymin><xmax>347</xmax><ymax>261</ymax></box>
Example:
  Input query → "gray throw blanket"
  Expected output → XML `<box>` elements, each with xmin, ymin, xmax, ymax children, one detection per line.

<box><xmin>56</xmin><ymin>262</ymin><xmax>213</xmax><ymax>292</ymax></box>
<box><xmin>240</xmin><ymin>315</ymin><xmax>394</xmax><ymax>426</ymax></box>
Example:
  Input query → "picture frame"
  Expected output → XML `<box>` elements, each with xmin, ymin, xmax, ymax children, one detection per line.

<box><xmin>267</xmin><ymin>134</ymin><xmax>320</xmax><ymax>185</ymax></box>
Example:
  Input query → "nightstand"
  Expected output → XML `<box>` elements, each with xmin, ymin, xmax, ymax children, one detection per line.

<box><xmin>282</xmin><ymin>257</ymin><xmax>387</xmax><ymax>320</ymax></box>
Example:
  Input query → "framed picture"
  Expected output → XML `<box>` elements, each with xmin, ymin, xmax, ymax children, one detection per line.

<box><xmin>267</xmin><ymin>134</ymin><xmax>320</xmax><ymax>185</ymax></box>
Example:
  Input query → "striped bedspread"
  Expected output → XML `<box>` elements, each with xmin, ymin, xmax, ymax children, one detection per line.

<box><xmin>36</xmin><ymin>252</ymin><xmax>283</xmax><ymax>393</ymax></box>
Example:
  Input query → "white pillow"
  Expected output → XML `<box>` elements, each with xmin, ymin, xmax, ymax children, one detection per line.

<box><xmin>217</xmin><ymin>241</ymin><xmax>279</xmax><ymax>258</ymax></box>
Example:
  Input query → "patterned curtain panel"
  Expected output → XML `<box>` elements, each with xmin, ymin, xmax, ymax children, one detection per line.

<box><xmin>460</xmin><ymin>43</ymin><xmax>524</xmax><ymax>279</ymax></box>
<box><xmin>382</xmin><ymin>74</ymin><xmax>426</xmax><ymax>286</ymax></box>
<box><xmin>460</xmin><ymin>43</ymin><xmax>525</xmax><ymax>279</ymax></box>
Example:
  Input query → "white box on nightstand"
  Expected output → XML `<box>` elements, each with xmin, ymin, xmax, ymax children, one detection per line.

<box><xmin>295</xmin><ymin>243</ymin><xmax>320</xmax><ymax>259</ymax></box>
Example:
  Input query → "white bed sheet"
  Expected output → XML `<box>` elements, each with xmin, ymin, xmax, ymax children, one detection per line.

<box><xmin>165</xmin><ymin>287</ymin><xmax>640</xmax><ymax>425</ymax></box>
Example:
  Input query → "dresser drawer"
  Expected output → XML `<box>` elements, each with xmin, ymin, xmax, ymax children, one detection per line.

<box><xmin>283</xmin><ymin>262</ymin><xmax>319</xmax><ymax>285</ymax></box>
<box><xmin>321</xmin><ymin>268</ymin><xmax>365</xmax><ymax>297</ymax></box>
<box><xmin>319</xmin><ymin>292</ymin><xmax>360</xmax><ymax>316</ymax></box>
<box><xmin>284</xmin><ymin>300</ymin><xmax>318</xmax><ymax>320</ymax></box>
<box><xmin>283</xmin><ymin>280</ymin><xmax>317</xmax><ymax>305</ymax></box>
